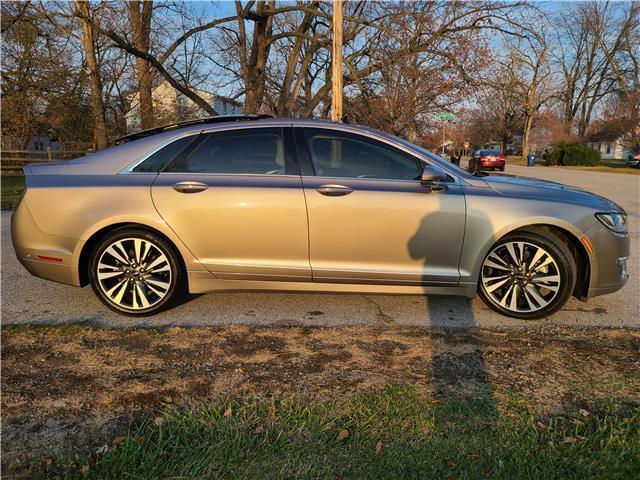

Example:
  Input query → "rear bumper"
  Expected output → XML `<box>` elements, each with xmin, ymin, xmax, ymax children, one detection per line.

<box><xmin>11</xmin><ymin>201</ymin><xmax>82</xmax><ymax>286</ymax></box>
<box><xmin>479</xmin><ymin>161</ymin><xmax>505</xmax><ymax>169</ymax></box>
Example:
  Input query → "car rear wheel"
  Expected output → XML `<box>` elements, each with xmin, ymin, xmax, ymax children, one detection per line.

<box><xmin>478</xmin><ymin>230</ymin><xmax>576</xmax><ymax>319</ymax></box>
<box><xmin>89</xmin><ymin>228</ymin><xmax>185</xmax><ymax>316</ymax></box>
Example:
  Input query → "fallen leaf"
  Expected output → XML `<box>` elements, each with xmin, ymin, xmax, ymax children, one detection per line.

<box><xmin>375</xmin><ymin>440</ymin><xmax>383</xmax><ymax>455</ymax></box>
<box><xmin>40</xmin><ymin>457</ymin><xmax>53</xmax><ymax>466</ymax></box>
<box><xmin>255</xmin><ymin>423</ymin><xmax>264</xmax><ymax>434</ymax></box>
<box><xmin>112</xmin><ymin>436</ymin><xmax>126</xmax><ymax>447</ymax></box>
<box><xmin>579</xmin><ymin>409</ymin><xmax>589</xmax><ymax>417</ymax></box>
<box><xmin>154</xmin><ymin>416</ymin><xmax>165</xmax><ymax>427</ymax></box>
<box><xmin>235</xmin><ymin>367</ymin><xmax>245</xmax><ymax>375</ymax></box>
<box><xmin>536</xmin><ymin>421</ymin><xmax>546</xmax><ymax>429</ymax></box>
<box><xmin>224</xmin><ymin>407</ymin><xmax>233</xmax><ymax>417</ymax></box>
<box><xmin>336</xmin><ymin>429</ymin><xmax>350</xmax><ymax>441</ymax></box>
<box><xmin>447</xmin><ymin>459</ymin><xmax>457</xmax><ymax>469</ymax></box>
<box><xmin>137</xmin><ymin>435</ymin><xmax>146</xmax><ymax>445</ymax></box>
<box><xmin>81</xmin><ymin>465</ymin><xmax>90</xmax><ymax>475</ymax></box>
<box><xmin>161</xmin><ymin>450</ymin><xmax>172</xmax><ymax>457</ymax></box>
<box><xmin>563</xmin><ymin>436</ymin><xmax>575</xmax><ymax>444</ymax></box>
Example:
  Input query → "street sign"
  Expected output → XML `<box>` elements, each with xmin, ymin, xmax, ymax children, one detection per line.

<box><xmin>435</xmin><ymin>112</ymin><xmax>456</xmax><ymax>120</ymax></box>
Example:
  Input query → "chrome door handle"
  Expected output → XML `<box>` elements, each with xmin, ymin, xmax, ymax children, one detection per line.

<box><xmin>172</xmin><ymin>181</ymin><xmax>208</xmax><ymax>194</ymax></box>
<box><xmin>316</xmin><ymin>184</ymin><xmax>353</xmax><ymax>196</ymax></box>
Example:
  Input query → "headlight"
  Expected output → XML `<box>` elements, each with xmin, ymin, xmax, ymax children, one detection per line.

<box><xmin>595</xmin><ymin>212</ymin><xmax>627</xmax><ymax>233</ymax></box>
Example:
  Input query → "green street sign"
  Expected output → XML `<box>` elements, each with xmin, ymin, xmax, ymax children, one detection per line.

<box><xmin>435</xmin><ymin>112</ymin><xmax>455</xmax><ymax>120</ymax></box>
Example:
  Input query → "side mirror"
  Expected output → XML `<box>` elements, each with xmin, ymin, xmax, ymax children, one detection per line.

<box><xmin>420</xmin><ymin>165</ymin><xmax>448</xmax><ymax>187</ymax></box>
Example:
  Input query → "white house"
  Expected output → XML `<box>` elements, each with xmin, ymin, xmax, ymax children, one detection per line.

<box><xmin>124</xmin><ymin>80</ymin><xmax>242</xmax><ymax>132</ymax></box>
<box><xmin>586</xmin><ymin>123</ymin><xmax>635</xmax><ymax>160</ymax></box>
<box><xmin>586</xmin><ymin>138</ymin><xmax>633</xmax><ymax>160</ymax></box>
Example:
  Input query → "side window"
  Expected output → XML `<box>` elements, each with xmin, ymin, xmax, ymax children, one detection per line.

<box><xmin>132</xmin><ymin>135</ymin><xmax>196</xmax><ymax>173</ymax></box>
<box><xmin>302</xmin><ymin>128</ymin><xmax>420</xmax><ymax>180</ymax></box>
<box><xmin>165</xmin><ymin>128</ymin><xmax>286</xmax><ymax>175</ymax></box>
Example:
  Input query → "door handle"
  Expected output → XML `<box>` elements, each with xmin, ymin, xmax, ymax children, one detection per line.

<box><xmin>316</xmin><ymin>184</ymin><xmax>353</xmax><ymax>196</ymax></box>
<box><xmin>172</xmin><ymin>181</ymin><xmax>208</xmax><ymax>194</ymax></box>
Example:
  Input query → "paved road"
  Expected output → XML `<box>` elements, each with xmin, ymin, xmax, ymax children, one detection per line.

<box><xmin>2</xmin><ymin>165</ymin><xmax>638</xmax><ymax>329</ymax></box>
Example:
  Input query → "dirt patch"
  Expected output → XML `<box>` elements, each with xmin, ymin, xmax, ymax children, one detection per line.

<box><xmin>2</xmin><ymin>324</ymin><xmax>639</xmax><ymax>470</ymax></box>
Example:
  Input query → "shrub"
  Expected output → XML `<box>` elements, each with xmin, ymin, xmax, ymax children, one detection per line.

<box><xmin>544</xmin><ymin>142</ymin><xmax>601</xmax><ymax>166</ymax></box>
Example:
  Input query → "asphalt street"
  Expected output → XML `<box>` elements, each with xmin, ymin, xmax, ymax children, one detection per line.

<box><xmin>1</xmin><ymin>164</ymin><xmax>638</xmax><ymax>329</ymax></box>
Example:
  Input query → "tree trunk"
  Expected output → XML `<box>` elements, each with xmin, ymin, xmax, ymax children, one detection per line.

<box><xmin>238</xmin><ymin>0</ymin><xmax>274</xmax><ymax>114</ymax></box>
<box><xmin>521</xmin><ymin>113</ymin><xmax>535</xmax><ymax>163</ymax></box>
<box><xmin>129</xmin><ymin>1</ymin><xmax>154</xmax><ymax>129</ymax></box>
<box><xmin>75</xmin><ymin>1</ymin><xmax>108</xmax><ymax>150</ymax></box>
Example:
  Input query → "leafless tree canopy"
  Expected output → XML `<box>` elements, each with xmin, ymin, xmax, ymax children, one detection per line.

<box><xmin>1</xmin><ymin>0</ymin><xmax>638</xmax><ymax>155</ymax></box>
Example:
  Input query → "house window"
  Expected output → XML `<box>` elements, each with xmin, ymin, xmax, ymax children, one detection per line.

<box><xmin>606</xmin><ymin>143</ymin><xmax>611</xmax><ymax>154</ymax></box>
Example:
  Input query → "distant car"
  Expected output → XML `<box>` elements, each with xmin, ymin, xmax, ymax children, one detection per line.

<box><xmin>11</xmin><ymin>115</ymin><xmax>629</xmax><ymax>319</ymax></box>
<box><xmin>469</xmin><ymin>149</ymin><xmax>506</xmax><ymax>172</ymax></box>
<box><xmin>626</xmin><ymin>153</ymin><xmax>640</xmax><ymax>168</ymax></box>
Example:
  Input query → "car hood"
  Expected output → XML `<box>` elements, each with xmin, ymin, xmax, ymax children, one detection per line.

<box><xmin>481</xmin><ymin>173</ymin><xmax>624</xmax><ymax>212</ymax></box>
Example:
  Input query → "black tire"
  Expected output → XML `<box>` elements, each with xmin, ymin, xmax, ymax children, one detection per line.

<box><xmin>89</xmin><ymin>228</ymin><xmax>186</xmax><ymax>316</ymax></box>
<box><xmin>499</xmin><ymin>166</ymin><xmax>505</xmax><ymax>171</ymax></box>
<box><xmin>477</xmin><ymin>229</ymin><xmax>576</xmax><ymax>320</ymax></box>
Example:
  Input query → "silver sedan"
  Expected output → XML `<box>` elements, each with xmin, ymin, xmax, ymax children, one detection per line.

<box><xmin>11</xmin><ymin>116</ymin><xmax>630</xmax><ymax>319</ymax></box>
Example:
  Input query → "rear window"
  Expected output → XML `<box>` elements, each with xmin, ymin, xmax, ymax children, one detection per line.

<box><xmin>479</xmin><ymin>150</ymin><xmax>501</xmax><ymax>156</ymax></box>
<box><xmin>132</xmin><ymin>136</ymin><xmax>196</xmax><ymax>173</ymax></box>
<box><xmin>165</xmin><ymin>128</ymin><xmax>286</xmax><ymax>175</ymax></box>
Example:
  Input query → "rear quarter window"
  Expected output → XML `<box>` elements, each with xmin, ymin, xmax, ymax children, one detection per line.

<box><xmin>132</xmin><ymin>135</ymin><xmax>197</xmax><ymax>173</ymax></box>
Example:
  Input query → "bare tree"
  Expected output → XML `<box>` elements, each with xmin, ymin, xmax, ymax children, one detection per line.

<box><xmin>74</xmin><ymin>1</ymin><xmax>108</xmax><ymax>150</ymax></box>
<box><xmin>553</xmin><ymin>1</ymin><xmax>630</xmax><ymax>137</ymax></box>
<box><xmin>128</xmin><ymin>0</ymin><xmax>154</xmax><ymax>129</ymax></box>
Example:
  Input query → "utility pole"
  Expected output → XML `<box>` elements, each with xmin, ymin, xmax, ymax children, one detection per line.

<box><xmin>331</xmin><ymin>0</ymin><xmax>343</xmax><ymax>122</ymax></box>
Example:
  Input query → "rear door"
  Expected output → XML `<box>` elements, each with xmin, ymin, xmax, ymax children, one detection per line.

<box><xmin>151</xmin><ymin>126</ymin><xmax>311</xmax><ymax>281</ymax></box>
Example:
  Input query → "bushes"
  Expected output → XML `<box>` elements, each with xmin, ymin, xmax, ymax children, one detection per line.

<box><xmin>544</xmin><ymin>142</ymin><xmax>602</xmax><ymax>166</ymax></box>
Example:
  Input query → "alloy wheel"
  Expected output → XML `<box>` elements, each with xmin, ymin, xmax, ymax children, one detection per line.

<box><xmin>480</xmin><ymin>241</ymin><xmax>561</xmax><ymax>313</ymax></box>
<box><xmin>96</xmin><ymin>237</ymin><xmax>172</xmax><ymax>311</ymax></box>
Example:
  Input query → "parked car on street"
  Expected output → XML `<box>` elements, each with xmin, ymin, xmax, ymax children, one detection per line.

<box><xmin>626</xmin><ymin>152</ymin><xmax>640</xmax><ymax>168</ymax></box>
<box><xmin>469</xmin><ymin>149</ymin><xmax>506</xmax><ymax>172</ymax></box>
<box><xmin>12</xmin><ymin>115</ymin><xmax>629</xmax><ymax>319</ymax></box>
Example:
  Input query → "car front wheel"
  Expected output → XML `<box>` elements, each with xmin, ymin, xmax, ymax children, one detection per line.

<box><xmin>478</xmin><ymin>230</ymin><xmax>576</xmax><ymax>319</ymax></box>
<box><xmin>89</xmin><ymin>228</ymin><xmax>185</xmax><ymax>316</ymax></box>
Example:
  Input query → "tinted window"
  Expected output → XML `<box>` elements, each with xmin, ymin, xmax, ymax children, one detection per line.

<box><xmin>165</xmin><ymin>128</ymin><xmax>286</xmax><ymax>174</ymax></box>
<box><xmin>302</xmin><ymin>128</ymin><xmax>420</xmax><ymax>180</ymax></box>
<box><xmin>479</xmin><ymin>150</ymin><xmax>501</xmax><ymax>156</ymax></box>
<box><xmin>132</xmin><ymin>135</ymin><xmax>196</xmax><ymax>172</ymax></box>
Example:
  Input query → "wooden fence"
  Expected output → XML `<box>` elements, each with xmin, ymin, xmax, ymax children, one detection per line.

<box><xmin>0</xmin><ymin>149</ymin><xmax>89</xmax><ymax>173</ymax></box>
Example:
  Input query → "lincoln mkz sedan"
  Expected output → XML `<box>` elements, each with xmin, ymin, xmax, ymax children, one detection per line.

<box><xmin>11</xmin><ymin>115</ymin><xmax>630</xmax><ymax>319</ymax></box>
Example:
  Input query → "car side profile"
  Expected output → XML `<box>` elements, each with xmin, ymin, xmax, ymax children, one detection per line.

<box><xmin>469</xmin><ymin>149</ymin><xmax>506</xmax><ymax>172</ymax></box>
<box><xmin>11</xmin><ymin>115</ymin><xmax>629</xmax><ymax>319</ymax></box>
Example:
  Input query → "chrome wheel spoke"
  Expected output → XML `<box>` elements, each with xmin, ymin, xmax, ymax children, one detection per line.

<box><xmin>481</xmin><ymin>240</ymin><xmax>560</xmax><ymax>313</ymax></box>
<box><xmin>97</xmin><ymin>237</ymin><xmax>172</xmax><ymax>311</ymax></box>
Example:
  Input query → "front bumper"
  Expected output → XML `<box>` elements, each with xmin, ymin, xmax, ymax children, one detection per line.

<box><xmin>11</xmin><ymin>201</ymin><xmax>82</xmax><ymax>286</ymax></box>
<box><xmin>583</xmin><ymin>220</ymin><xmax>630</xmax><ymax>297</ymax></box>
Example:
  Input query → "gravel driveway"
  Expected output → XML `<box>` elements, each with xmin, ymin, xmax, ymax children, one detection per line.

<box><xmin>1</xmin><ymin>165</ymin><xmax>638</xmax><ymax>329</ymax></box>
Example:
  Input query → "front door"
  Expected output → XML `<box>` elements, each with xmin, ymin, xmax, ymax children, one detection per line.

<box><xmin>295</xmin><ymin>127</ymin><xmax>465</xmax><ymax>285</ymax></box>
<box><xmin>151</xmin><ymin>126</ymin><xmax>311</xmax><ymax>281</ymax></box>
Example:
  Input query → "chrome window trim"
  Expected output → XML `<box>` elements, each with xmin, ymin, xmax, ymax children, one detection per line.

<box><xmin>120</xmin><ymin>120</ymin><xmax>464</xmax><ymax>185</ymax></box>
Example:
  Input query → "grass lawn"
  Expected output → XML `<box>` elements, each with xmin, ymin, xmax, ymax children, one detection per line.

<box><xmin>3</xmin><ymin>325</ymin><xmax>639</xmax><ymax>479</ymax></box>
<box><xmin>1</xmin><ymin>173</ymin><xmax>25</xmax><ymax>210</ymax></box>
<box><xmin>39</xmin><ymin>384</ymin><xmax>640</xmax><ymax>479</ymax></box>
